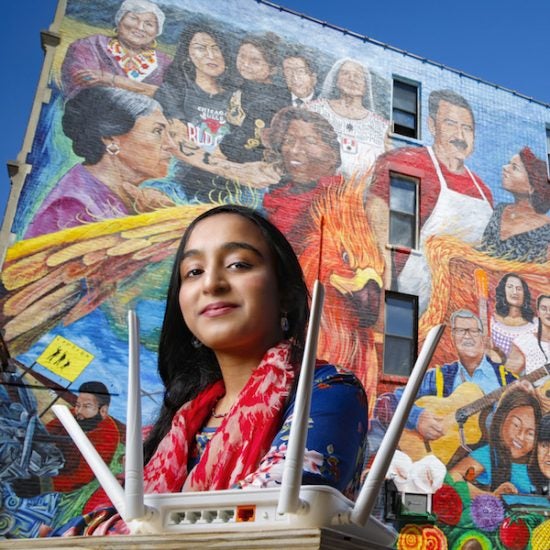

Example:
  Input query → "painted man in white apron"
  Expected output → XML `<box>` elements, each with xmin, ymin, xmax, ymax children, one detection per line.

<box><xmin>367</xmin><ymin>89</ymin><xmax>493</xmax><ymax>313</ymax></box>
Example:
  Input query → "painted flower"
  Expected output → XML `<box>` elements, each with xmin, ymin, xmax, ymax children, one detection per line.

<box><xmin>432</xmin><ymin>484</ymin><xmax>463</xmax><ymax>525</ymax></box>
<box><xmin>423</xmin><ymin>525</ymin><xmax>448</xmax><ymax>550</ymax></box>
<box><xmin>470</xmin><ymin>494</ymin><xmax>504</xmax><ymax>532</ymax></box>
<box><xmin>398</xmin><ymin>524</ymin><xmax>424</xmax><ymax>550</ymax></box>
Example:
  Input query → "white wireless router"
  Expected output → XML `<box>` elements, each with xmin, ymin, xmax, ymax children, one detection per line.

<box><xmin>53</xmin><ymin>281</ymin><xmax>444</xmax><ymax>548</ymax></box>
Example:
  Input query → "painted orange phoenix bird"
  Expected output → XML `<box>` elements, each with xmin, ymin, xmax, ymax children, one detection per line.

<box><xmin>298</xmin><ymin>179</ymin><xmax>386</xmax><ymax>414</ymax></box>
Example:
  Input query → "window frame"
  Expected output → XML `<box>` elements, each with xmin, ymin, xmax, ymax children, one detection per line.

<box><xmin>388</xmin><ymin>172</ymin><xmax>419</xmax><ymax>250</ymax></box>
<box><xmin>391</xmin><ymin>77</ymin><xmax>421</xmax><ymax>140</ymax></box>
<box><xmin>382</xmin><ymin>291</ymin><xmax>419</xmax><ymax>378</ymax></box>
<box><xmin>545</xmin><ymin>125</ymin><xmax>550</xmax><ymax>177</ymax></box>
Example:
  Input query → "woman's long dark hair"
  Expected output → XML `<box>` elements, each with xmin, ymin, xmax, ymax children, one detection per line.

<box><xmin>528</xmin><ymin>413</ymin><xmax>550</xmax><ymax>494</ymax></box>
<box><xmin>489</xmin><ymin>386</ymin><xmax>541</xmax><ymax>491</ymax></box>
<box><xmin>143</xmin><ymin>205</ymin><xmax>309</xmax><ymax>463</ymax></box>
<box><xmin>495</xmin><ymin>273</ymin><xmax>534</xmax><ymax>322</ymax></box>
<box><xmin>164</xmin><ymin>21</ymin><xmax>229</xmax><ymax>87</ymax></box>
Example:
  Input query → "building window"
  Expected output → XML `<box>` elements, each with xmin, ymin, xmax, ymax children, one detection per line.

<box><xmin>392</xmin><ymin>79</ymin><xmax>419</xmax><ymax>139</ymax></box>
<box><xmin>389</xmin><ymin>173</ymin><xmax>418</xmax><ymax>249</ymax></box>
<box><xmin>546</xmin><ymin>126</ymin><xmax>550</xmax><ymax>175</ymax></box>
<box><xmin>383</xmin><ymin>292</ymin><xmax>418</xmax><ymax>377</ymax></box>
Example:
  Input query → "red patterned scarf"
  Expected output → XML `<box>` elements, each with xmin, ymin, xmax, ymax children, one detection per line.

<box><xmin>143</xmin><ymin>341</ymin><xmax>296</xmax><ymax>493</ymax></box>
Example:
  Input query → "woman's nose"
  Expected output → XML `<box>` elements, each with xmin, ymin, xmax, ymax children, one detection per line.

<box><xmin>202</xmin><ymin>268</ymin><xmax>228</xmax><ymax>293</ymax></box>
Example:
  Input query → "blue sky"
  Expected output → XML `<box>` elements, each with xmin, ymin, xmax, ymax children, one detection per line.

<box><xmin>1</xmin><ymin>0</ymin><xmax>549</xmax><ymax>220</ymax></box>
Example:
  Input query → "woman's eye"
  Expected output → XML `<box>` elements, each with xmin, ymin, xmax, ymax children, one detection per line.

<box><xmin>228</xmin><ymin>261</ymin><xmax>252</xmax><ymax>270</ymax></box>
<box><xmin>342</xmin><ymin>251</ymin><xmax>350</xmax><ymax>264</ymax></box>
<box><xmin>183</xmin><ymin>268</ymin><xmax>203</xmax><ymax>279</ymax></box>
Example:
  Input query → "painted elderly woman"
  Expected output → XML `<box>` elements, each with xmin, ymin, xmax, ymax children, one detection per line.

<box><xmin>61</xmin><ymin>0</ymin><xmax>171</xmax><ymax>98</ymax></box>
<box><xmin>25</xmin><ymin>87</ymin><xmax>174</xmax><ymax>238</ymax></box>
<box><xmin>308</xmin><ymin>58</ymin><xmax>390</xmax><ymax>178</ymax></box>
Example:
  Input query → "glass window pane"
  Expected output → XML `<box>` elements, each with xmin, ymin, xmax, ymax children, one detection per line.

<box><xmin>393</xmin><ymin>81</ymin><xmax>417</xmax><ymax>113</ymax></box>
<box><xmin>390</xmin><ymin>178</ymin><xmax>416</xmax><ymax>214</ymax></box>
<box><xmin>389</xmin><ymin>213</ymin><xmax>414</xmax><ymax>248</ymax></box>
<box><xmin>393</xmin><ymin>110</ymin><xmax>416</xmax><ymax>131</ymax></box>
<box><xmin>385</xmin><ymin>295</ymin><xmax>414</xmax><ymax>337</ymax></box>
<box><xmin>384</xmin><ymin>335</ymin><xmax>414</xmax><ymax>376</ymax></box>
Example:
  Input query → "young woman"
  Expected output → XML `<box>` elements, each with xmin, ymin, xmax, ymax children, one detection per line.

<box><xmin>450</xmin><ymin>386</ymin><xmax>541</xmax><ymax>496</ymax></box>
<box><xmin>53</xmin><ymin>205</ymin><xmax>368</xmax><ymax>536</ymax></box>
<box><xmin>529</xmin><ymin>413</ymin><xmax>550</xmax><ymax>495</ymax></box>
<box><xmin>490</xmin><ymin>273</ymin><xmax>537</xmax><ymax>360</ymax></box>
<box><xmin>507</xmin><ymin>294</ymin><xmax>550</xmax><ymax>375</ymax></box>
<box><xmin>480</xmin><ymin>147</ymin><xmax>550</xmax><ymax>263</ymax></box>
<box><xmin>219</xmin><ymin>34</ymin><xmax>290</xmax><ymax>164</ymax></box>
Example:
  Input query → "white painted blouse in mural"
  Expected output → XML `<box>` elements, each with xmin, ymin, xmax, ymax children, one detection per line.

<box><xmin>307</xmin><ymin>98</ymin><xmax>389</xmax><ymax>178</ymax></box>
<box><xmin>509</xmin><ymin>331</ymin><xmax>549</xmax><ymax>374</ymax></box>
<box><xmin>491</xmin><ymin>317</ymin><xmax>538</xmax><ymax>358</ymax></box>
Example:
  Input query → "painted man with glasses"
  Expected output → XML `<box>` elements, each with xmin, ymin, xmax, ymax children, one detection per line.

<box><xmin>398</xmin><ymin>310</ymin><xmax>517</xmax><ymax>443</ymax></box>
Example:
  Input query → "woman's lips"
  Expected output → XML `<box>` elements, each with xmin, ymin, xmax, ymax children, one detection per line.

<box><xmin>200</xmin><ymin>302</ymin><xmax>237</xmax><ymax>317</ymax></box>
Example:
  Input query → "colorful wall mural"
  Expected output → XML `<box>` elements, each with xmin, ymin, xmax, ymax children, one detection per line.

<box><xmin>0</xmin><ymin>0</ymin><xmax>549</xmax><ymax>546</ymax></box>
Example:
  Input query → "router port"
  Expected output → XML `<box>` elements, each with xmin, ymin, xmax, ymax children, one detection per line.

<box><xmin>202</xmin><ymin>510</ymin><xmax>217</xmax><ymax>523</ymax></box>
<box><xmin>236</xmin><ymin>505</ymin><xmax>256</xmax><ymax>523</ymax></box>
<box><xmin>218</xmin><ymin>509</ymin><xmax>235</xmax><ymax>523</ymax></box>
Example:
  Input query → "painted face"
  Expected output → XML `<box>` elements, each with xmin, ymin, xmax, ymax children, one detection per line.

<box><xmin>502</xmin><ymin>154</ymin><xmax>531</xmax><ymax>195</ymax></box>
<box><xmin>537</xmin><ymin>298</ymin><xmax>550</xmax><ymax>328</ymax></box>
<box><xmin>178</xmin><ymin>214</ymin><xmax>282</xmax><ymax>358</ymax></box>
<box><xmin>75</xmin><ymin>393</ymin><xmax>101</xmax><ymax>420</ymax></box>
<box><xmin>236</xmin><ymin>43</ymin><xmax>273</xmax><ymax>83</ymax></box>
<box><xmin>115</xmin><ymin>109</ymin><xmax>174</xmax><ymax>181</ymax></box>
<box><xmin>504</xmin><ymin>276</ymin><xmax>525</xmax><ymax>308</ymax></box>
<box><xmin>281</xmin><ymin>119</ymin><xmax>339</xmax><ymax>184</ymax></box>
<box><xmin>537</xmin><ymin>440</ymin><xmax>550</xmax><ymax>479</ymax></box>
<box><xmin>117</xmin><ymin>11</ymin><xmax>158</xmax><ymax>51</ymax></box>
<box><xmin>501</xmin><ymin>405</ymin><xmax>536</xmax><ymax>460</ymax></box>
<box><xmin>336</xmin><ymin>61</ymin><xmax>366</xmax><ymax>98</ymax></box>
<box><xmin>283</xmin><ymin>57</ymin><xmax>317</xmax><ymax>99</ymax></box>
<box><xmin>451</xmin><ymin>316</ymin><xmax>484</xmax><ymax>364</ymax></box>
<box><xmin>188</xmin><ymin>32</ymin><xmax>225</xmax><ymax>79</ymax></box>
<box><xmin>429</xmin><ymin>100</ymin><xmax>475</xmax><ymax>168</ymax></box>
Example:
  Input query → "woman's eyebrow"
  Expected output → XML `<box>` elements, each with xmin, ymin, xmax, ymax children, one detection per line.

<box><xmin>181</xmin><ymin>242</ymin><xmax>264</xmax><ymax>261</ymax></box>
<box><xmin>223</xmin><ymin>242</ymin><xmax>264</xmax><ymax>258</ymax></box>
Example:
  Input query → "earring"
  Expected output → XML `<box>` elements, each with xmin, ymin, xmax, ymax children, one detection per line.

<box><xmin>281</xmin><ymin>314</ymin><xmax>289</xmax><ymax>334</ymax></box>
<box><xmin>106</xmin><ymin>142</ymin><xmax>120</xmax><ymax>156</ymax></box>
<box><xmin>191</xmin><ymin>336</ymin><xmax>202</xmax><ymax>349</ymax></box>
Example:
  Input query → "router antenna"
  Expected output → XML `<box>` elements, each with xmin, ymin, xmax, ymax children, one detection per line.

<box><xmin>350</xmin><ymin>324</ymin><xmax>445</xmax><ymax>526</ymax></box>
<box><xmin>52</xmin><ymin>404</ymin><xmax>128</xmax><ymax>520</ymax></box>
<box><xmin>125</xmin><ymin>309</ymin><xmax>145</xmax><ymax>521</ymax></box>
<box><xmin>277</xmin><ymin>280</ymin><xmax>325</xmax><ymax>515</ymax></box>
<box><xmin>317</xmin><ymin>217</ymin><xmax>324</xmax><ymax>281</ymax></box>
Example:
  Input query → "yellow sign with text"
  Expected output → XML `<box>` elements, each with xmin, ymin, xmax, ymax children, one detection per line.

<box><xmin>36</xmin><ymin>336</ymin><xmax>94</xmax><ymax>382</ymax></box>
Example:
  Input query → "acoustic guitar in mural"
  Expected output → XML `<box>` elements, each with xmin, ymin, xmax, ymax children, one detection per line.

<box><xmin>399</xmin><ymin>364</ymin><xmax>550</xmax><ymax>464</ymax></box>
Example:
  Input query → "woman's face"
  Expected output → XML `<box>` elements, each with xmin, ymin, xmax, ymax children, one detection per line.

<box><xmin>504</xmin><ymin>276</ymin><xmax>525</xmax><ymax>308</ymax></box>
<box><xmin>537</xmin><ymin>298</ymin><xmax>550</xmax><ymax>329</ymax></box>
<box><xmin>178</xmin><ymin>214</ymin><xmax>282</xmax><ymax>358</ymax></box>
<box><xmin>115</xmin><ymin>108</ymin><xmax>174</xmax><ymax>181</ymax></box>
<box><xmin>188</xmin><ymin>32</ymin><xmax>225</xmax><ymax>79</ymax></box>
<box><xmin>280</xmin><ymin>119</ymin><xmax>339</xmax><ymax>184</ymax></box>
<box><xmin>236</xmin><ymin>43</ymin><xmax>272</xmax><ymax>83</ymax></box>
<box><xmin>501</xmin><ymin>405</ymin><xmax>536</xmax><ymax>460</ymax></box>
<box><xmin>538</xmin><ymin>440</ymin><xmax>550</xmax><ymax>479</ymax></box>
<box><xmin>502</xmin><ymin>154</ymin><xmax>531</xmax><ymax>196</ymax></box>
<box><xmin>117</xmin><ymin>11</ymin><xmax>158</xmax><ymax>51</ymax></box>
<box><xmin>336</xmin><ymin>61</ymin><xmax>366</xmax><ymax>98</ymax></box>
